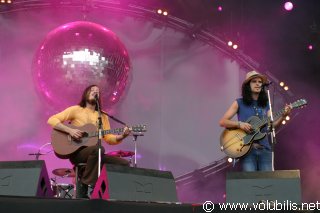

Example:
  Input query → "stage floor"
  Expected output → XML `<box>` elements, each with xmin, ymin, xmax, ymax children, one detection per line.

<box><xmin>0</xmin><ymin>196</ymin><xmax>199</xmax><ymax>213</ymax></box>
<box><xmin>0</xmin><ymin>195</ymin><xmax>316</xmax><ymax>213</ymax></box>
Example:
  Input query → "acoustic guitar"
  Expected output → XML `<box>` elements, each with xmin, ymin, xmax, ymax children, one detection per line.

<box><xmin>51</xmin><ymin>123</ymin><xmax>147</xmax><ymax>158</ymax></box>
<box><xmin>220</xmin><ymin>99</ymin><xmax>307</xmax><ymax>159</ymax></box>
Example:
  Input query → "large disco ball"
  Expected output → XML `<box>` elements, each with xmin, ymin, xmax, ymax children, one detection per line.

<box><xmin>32</xmin><ymin>21</ymin><xmax>131</xmax><ymax>110</ymax></box>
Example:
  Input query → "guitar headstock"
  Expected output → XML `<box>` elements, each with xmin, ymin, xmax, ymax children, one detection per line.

<box><xmin>290</xmin><ymin>98</ymin><xmax>307</xmax><ymax>109</ymax></box>
<box><xmin>131</xmin><ymin>124</ymin><xmax>147</xmax><ymax>133</ymax></box>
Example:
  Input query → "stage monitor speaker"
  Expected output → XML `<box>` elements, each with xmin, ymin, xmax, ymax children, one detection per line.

<box><xmin>91</xmin><ymin>164</ymin><xmax>178</xmax><ymax>202</ymax></box>
<box><xmin>0</xmin><ymin>160</ymin><xmax>53</xmax><ymax>197</ymax></box>
<box><xmin>226</xmin><ymin>170</ymin><xmax>301</xmax><ymax>204</ymax></box>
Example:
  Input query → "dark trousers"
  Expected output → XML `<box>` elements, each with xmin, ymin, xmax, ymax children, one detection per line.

<box><xmin>69</xmin><ymin>145</ymin><xmax>130</xmax><ymax>185</ymax></box>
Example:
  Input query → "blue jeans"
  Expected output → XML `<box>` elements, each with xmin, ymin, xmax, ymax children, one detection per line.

<box><xmin>241</xmin><ymin>148</ymin><xmax>273</xmax><ymax>171</ymax></box>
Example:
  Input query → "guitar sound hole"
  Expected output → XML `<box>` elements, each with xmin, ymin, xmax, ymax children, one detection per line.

<box><xmin>82</xmin><ymin>132</ymin><xmax>89</xmax><ymax>137</ymax></box>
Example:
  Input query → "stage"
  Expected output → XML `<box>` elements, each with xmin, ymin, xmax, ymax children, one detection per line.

<box><xmin>0</xmin><ymin>0</ymin><xmax>319</xmax><ymax>204</ymax></box>
<box><xmin>0</xmin><ymin>195</ymin><xmax>318</xmax><ymax>213</ymax></box>
<box><xmin>0</xmin><ymin>196</ymin><xmax>199</xmax><ymax>213</ymax></box>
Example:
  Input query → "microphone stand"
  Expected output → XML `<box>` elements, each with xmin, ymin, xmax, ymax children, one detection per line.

<box><xmin>264</xmin><ymin>83</ymin><xmax>276</xmax><ymax>171</ymax></box>
<box><xmin>95</xmin><ymin>96</ymin><xmax>103</xmax><ymax>177</ymax></box>
<box><xmin>102</xmin><ymin>111</ymin><xmax>127</xmax><ymax>126</ymax></box>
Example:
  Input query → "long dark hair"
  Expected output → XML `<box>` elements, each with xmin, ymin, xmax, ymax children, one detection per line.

<box><xmin>78</xmin><ymin>84</ymin><xmax>102</xmax><ymax>111</ymax></box>
<box><xmin>241</xmin><ymin>82</ymin><xmax>268</xmax><ymax>107</ymax></box>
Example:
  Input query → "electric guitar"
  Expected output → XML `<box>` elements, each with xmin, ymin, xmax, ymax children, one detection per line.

<box><xmin>51</xmin><ymin>123</ymin><xmax>147</xmax><ymax>158</ymax></box>
<box><xmin>220</xmin><ymin>99</ymin><xmax>307</xmax><ymax>158</ymax></box>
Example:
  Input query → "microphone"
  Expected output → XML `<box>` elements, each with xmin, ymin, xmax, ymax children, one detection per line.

<box><xmin>94</xmin><ymin>93</ymin><xmax>99</xmax><ymax>100</ymax></box>
<box><xmin>262</xmin><ymin>81</ymin><xmax>273</xmax><ymax>87</ymax></box>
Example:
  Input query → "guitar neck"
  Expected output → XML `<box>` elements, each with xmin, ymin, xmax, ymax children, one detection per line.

<box><xmin>89</xmin><ymin>127</ymin><xmax>125</xmax><ymax>137</ymax></box>
<box><xmin>272</xmin><ymin>108</ymin><xmax>287</xmax><ymax>122</ymax></box>
<box><xmin>103</xmin><ymin>127</ymin><xmax>125</xmax><ymax>135</ymax></box>
<box><xmin>259</xmin><ymin>107</ymin><xmax>286</xmax><ymax>128</ymax></box>
<box><xmin>258</xmin><ymin>99</ymin><xmax>307</xmax><ymax>128</ymax></box>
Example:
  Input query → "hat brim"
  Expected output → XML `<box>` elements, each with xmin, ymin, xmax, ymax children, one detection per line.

<box><xmin>242</xmin><ymin>74</ymin><xmax>268</xmax><ymax>85</ymax></box>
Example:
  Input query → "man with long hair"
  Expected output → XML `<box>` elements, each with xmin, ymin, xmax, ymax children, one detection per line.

<box><xmin>48</xmin><ymin>85</ymin><xmax>130</xmax><ymax>198</ymax></box>
<box><xmin>219</xmin><ymin>71</ymin><xmax>291</xmax><ymax>171</ymax></box>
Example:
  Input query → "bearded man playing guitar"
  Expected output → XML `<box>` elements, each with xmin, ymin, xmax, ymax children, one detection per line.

<box><xmin>219</xmin><ymin>71</ymin><xmax>291</xmax><ymax>172</ymax></box>
<box><xmin>48</xmin><ymin>84</ymin><xmax>131</xmax><ymax>198</ymax></box>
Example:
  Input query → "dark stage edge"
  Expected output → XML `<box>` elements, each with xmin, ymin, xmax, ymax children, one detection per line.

<box><xmin>0</xmin><ymin>196</ymin><xmax>197</xmax><ymax>213</ymax></box>
<box><xmin>0</xmin><ymin>196</ymin><xmax>318</xmax><ymax>213</ymax></box>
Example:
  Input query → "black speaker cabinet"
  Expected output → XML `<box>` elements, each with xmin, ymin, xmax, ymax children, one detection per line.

<box><xmin>91</xmin><ymin>164</ymin><xmax>178</xmax><ymax>202</ymax></box>
<box><xmin>0</xmin><ymin>160</ymin><xmax>53</xmax><ymax>197</ymax></box>
<box><xmin>226</xmin><ymin>170</ymin><xmax>301</xmax><ymax>203</ymax></box>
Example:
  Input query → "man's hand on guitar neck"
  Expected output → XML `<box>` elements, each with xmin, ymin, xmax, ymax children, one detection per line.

<box><xmin>283</xmin><ymin>104</ymin><xmax>292</xmax><ymax>117</ymax></box>
<box><xmin>116</xmin><ymin>126</ymin><xmax>131</xmax><ymax>142</ymax></box>
<box><xmin>270</xmin><ymin>104</ymin><xmax>292</xmax><ymax>128</ymax></box>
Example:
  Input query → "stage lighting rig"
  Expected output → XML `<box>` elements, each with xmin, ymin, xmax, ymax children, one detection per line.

<box><xmin>0</xmin><ymin>0</ymin><xmax>12</xmax><ymax>4</ymax></box>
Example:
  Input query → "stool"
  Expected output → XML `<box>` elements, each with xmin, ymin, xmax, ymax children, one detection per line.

<box><xmin>55</xmin><ymin>183</ymin><xmax>74</xmax><ymax>198</ymax></box>
<box><xmin>73</xmin><ymin>163</ymin><xmax>87</xmax><ymax>199</ymax></box>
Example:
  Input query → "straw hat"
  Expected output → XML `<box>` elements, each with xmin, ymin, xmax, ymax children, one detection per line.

<box><xmin>243</xmin><ymin>70</ymin><xmax>268</xmax><ymax>85</ymax></box>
